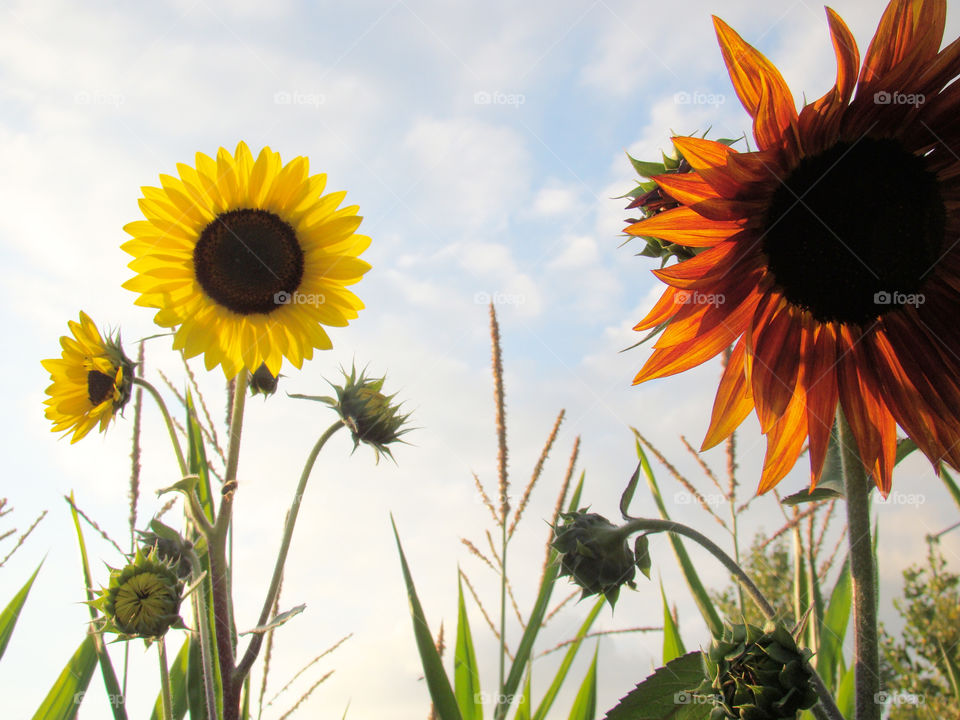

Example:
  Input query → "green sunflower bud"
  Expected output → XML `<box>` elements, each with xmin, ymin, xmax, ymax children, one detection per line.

<box><xmin>292</xmin><ymin>364</ymin><xmax>412</xmax><ymax>463</ymax></box>
<box><xmin>698</xmin><ymin>621</ymin><xmax>818</xmax><ymax>720</ymax></box>
<box><xmin>91</xmin><ymin>546</ymin><xmax>185</xmax><ymax>641</ymax></box>
<box><xmin>551</xmin><ymin>510</ymin><xmax>643</xmax><ymax>606</ymax></box>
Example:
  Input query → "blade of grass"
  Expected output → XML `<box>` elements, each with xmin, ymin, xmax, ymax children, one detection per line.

<box><xmin>67</xmin><ymin>494</ymin><xmax>127</xmax><ymax>720</ymax></box>
<box><xmin>392</xmin><ymin>515</ymin><xmax>463</xmax><ymax>720</ymax></box>
<box><xmin>494</xmin><ymin>473</ymin><xmax>586</xmax><ymax>720</ymax></box>
<box><xmin>565</xmin><ymin>645</ymin><xmax>598</xmax><ymax>720</ymax></box>
<box><xmin>31</xmin><ymin>634</ymin><xmax>98</xmax><ymax>720</ymax></box>
<box><xmin>531</xmin><ymin>596</ymin><xmax>604</xmax><ymax>720</ymax></box>
<box><xmin>455</xmin><ymin>575</ymin><xmax>483</xmax><ymax>720</ymax></box>
<box><xmin>0</xmin><ymin>559</ymin><xmax>43</xmax><ymax>661</ymax></box>
<box><xmin>151</xmin><ymin>638</ymin><xmax>190</xmax><ymax>720</ymax></box>
<box><xmin>659</xmin><ymin>580</ymin><xmax>685</xmax><ymax>664</ymax></box>
<box><xmin>512</xmin><ymin>670</ymin><xmax>532</xmax><ymax>720</ymax></box>
<box><xmin>940</xmin><ymin>467</ymin><xmax>960</xmax><ymax>512</ymax></box>
<box><xmin>634</xmin><ymin>436</ymin><xmax>723</xmax><ymax>637</ymax></box>
<box><xmin>817</xmin><ymin>557</ymin><xmax>851</xmax><ymax>691</ymax></box>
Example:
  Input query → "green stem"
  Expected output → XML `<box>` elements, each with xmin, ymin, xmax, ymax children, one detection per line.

<box><xmin>158</xmin><ymin>637</ymin><xmax>173</xmax><ymax>720</ymax></box>
<box><xmin>498</xmin><ymin>508</ymin><xmax>508</xmax><ymax>707</ymax></box>
<box><xmin>837</xmin><ymin>412</ymin><xmax>880</xmax><ymax>720</ymax></box>
<box><xmin>234</xmin><ymin>420</ymin><xmax>345</xmax><ymax>683</ymax></box>
<box><xmin>211</xmin><ymin>369</ymin><xmax>249</xmax><ymax>720</ymax></box>
<box><xmin>619</xmin><ymin>517</ymin><xmax>845</xmax><ymax>720</ymax></box>
<box><xmin>133</xmin><ymin>377</ymin><xmax>187</xmax><ymax>476</ymax></box>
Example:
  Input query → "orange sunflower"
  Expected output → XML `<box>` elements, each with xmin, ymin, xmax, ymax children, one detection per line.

<box><xmin>627</xmin><ymin>0</ymin><xmax>960</xmax><ymax>495</ymax></box>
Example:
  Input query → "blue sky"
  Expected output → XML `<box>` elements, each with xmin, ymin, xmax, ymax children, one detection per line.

<box><xmin>3</xmin><ymin>0</ymin><xmax>960</xmax><ymax>717</ymax></box>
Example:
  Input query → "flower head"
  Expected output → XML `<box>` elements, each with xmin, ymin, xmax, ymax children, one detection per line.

<box><xmin>41</xmin><ymin>312</ymin><xmax>135</xmax><ymax>443</ymax></box>
<box><xmin>92</xmin><ymin>546</ymin><xmax>184</xmax><ymax>641</ymax></box>
<box><xmin>698</xmin><ymin>621</ymin><xmax>817</xmax><ymax>720</ymax></box>
<box><xmin>627</xmin><ymin>0</ymin><xmax>960</xmax><ymax>495</ymax></box>
<box><xmin>551</xmin><ymin>510</ymin><xmax>642</xmax><ymax>606</ymax></box>
<box><xmin>122</xmin><ymin>142</ymin><xmax>371</xmax><ymax>379</ymax></box>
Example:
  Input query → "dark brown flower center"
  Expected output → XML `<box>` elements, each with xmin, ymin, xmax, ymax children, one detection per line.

<box><xmin>87</xmin><ymin>369</ymin><xmax>116</xmax><ymax>405</ymax></box>
<box><xmin>193</xmin><ymin>209</ymin><xmax>304</xmax><ymax>315</ymax></box>
<box><xmin>761</xmin><ymin>138</ymin><xmax>945</xmax><ymax>325</ymax></box>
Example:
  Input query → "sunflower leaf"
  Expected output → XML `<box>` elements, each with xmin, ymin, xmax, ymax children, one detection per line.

<box><xmin>603</xmin><ymin>651</ymin><xmax>709</xmax><ymax>720</ymax></box>
<box><xmin>627</xmin><ymin>153</ymin><xmax>668</xmax><ymax>180</ymax></box>
<box><xmin>239</xmin><ymin>604</ymin><xmax>306</xmax><ymax>635</ymax></box>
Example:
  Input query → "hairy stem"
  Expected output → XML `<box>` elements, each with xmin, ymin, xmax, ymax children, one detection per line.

<box><xmin>133</xmin><ymin>377</ymin><xmax>187</xmax><ymax>476</ymax></box>
<box><xmin>158</xmin><ymin>637</ymin><xmax>173</xmax><ymax>720</ymax></box>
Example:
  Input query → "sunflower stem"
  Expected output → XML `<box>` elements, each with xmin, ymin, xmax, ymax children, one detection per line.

<box><xmin>234</xmin><ymin>420</ymin><xmax>345</xmax><ymax>684</ymax></box>
<box><xmin>158</xmin><ymin>636</ymin><xmax>173</xmax><ymax>720</ymax></box>
<box><xmin>618</xmin><ymin>517</ymin><xmax>845</xmax><ymax>720</ymax></box>
<box><xmin>133</xmin><ymin>377</ymin><xmax>187</xmax><ymax>476</ymax></box>
<box><xmin>837</xmin><ymin>412</ymin><xmax>880</xmax><ymax>720</ymax></box>
<box><xmin>211</xmin><ymin>369</ymin><xmax>249</xmax><ymax>720</ymax></box>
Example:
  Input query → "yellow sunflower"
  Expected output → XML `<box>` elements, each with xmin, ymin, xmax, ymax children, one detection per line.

<box><xmin>627</xmin><ymin>0</ymin><xmax>960</xmax><ymax>495</ymax></box>
<box><xmin>42</xmin><ymin>312</ymin><xmax>134</xmax><ymax>443</ymax></box>
<box><xmin>122</xmin><ymin>142</ymin><xmax>371</xmax><ymax>378</ymax></box>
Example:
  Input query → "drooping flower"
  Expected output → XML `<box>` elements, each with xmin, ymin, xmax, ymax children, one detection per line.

<box><xmin>627</xmin><ymin>0</ymin><xmax>960</xmax><ymax>494</ymax></box>
<box><xmin>123</xmin><ymin>142</ymin><xmax>371</xmax><ymax>379</ymax></box>
<box><xmin>41</xmin><ymin>312</ymin><xmax>134</xmax><ymax>443</ymax></box>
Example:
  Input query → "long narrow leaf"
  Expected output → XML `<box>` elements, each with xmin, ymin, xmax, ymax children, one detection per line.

<box><xmin>835</xmin><ymin>663</ymin><xmax>855</xmax><ymax>720</ymax></box>
<box><xmin>0</xmin><ymin>559</ymin><xmax>43</xmax><ymax>661</ymax></box>
<box><xmin>187</xmin><ymin>633</ymin><xmax>210</xmax><ymax>720</ymax></box>
<box><xmin>938</xmin><ymin>638</ymin><xmax>960</xmax><ymax>706</ymax></box>
<box><xmin>455</xmin><ymin>575</ymin><xmax>482</xmax><ymax>720</ymax></box>
<box><xmin>940</xmin><ymin>467</ymin><xmax>960</xmax><ymax>513</ymax></box>
<box><xmin>68</xmin><ymin>494</ymin><xmax>127</xmax><ymax>720</ymax></box>
<box><xmin>32</xmin><ymin>634</ymin><xmax>99</xmax><ymax>720</ymax></box>
<box><xmin>392</xmin><ymin>516</ymin><xmax>463</xmax><ymax>720</ymax></box>
<box><xmin>152</xmin><ymin>638</ymin><xmax>191</xmax><ymax>720</ymax></box>
<box><xmin>185</xmin><ymin>392</ymin><xmax>215</xmax><ymax>523</ymax></box>
<box><xmin>495</xmin><ymin>473</ymin><xmax>586</xmax><ymax>720</ymax></box>
<box><xmin>565</xmin><ymin>646</ymin><xmax>598</xmax><ymax>720</ymax></box>
<box><xmin>659</xmin><ymin>580</ymin><xmax>685</xmax><ymax>664</ymax></box>
<box><xmin>531</xmin><ymin>596</ymin><xmax>604</xmax><ymax>720</ymax></box>
<box><xmin>513</xmin><ymin>670</ymin><xmax>532</xmax><ymax>720</ymax></box>
<box><xmin>634</xmin><ymin>437</ymin><xmax>723</xmax><ymax>637</ymax></box>
<box><xmin>816</xmin><ymin>557</ymin><xmax>851</xmax><ymax>691</ymax></box>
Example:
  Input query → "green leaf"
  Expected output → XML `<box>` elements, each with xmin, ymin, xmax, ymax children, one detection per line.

<box><xmin>392</xmin><ymin>516</ymin><xmax>463</xmax><ymax>720</ymax></box>
<box><xmin>454</xmin><ymin>576</ymin><xmax>482</xmax><ymax>720</ymax></box>
<box><xmin>532</xmin><ymin>596</ymin><xmax>605</xmax><ymax>720</ymax></box>
<box><xmin>635</xmin><ymin>535</ymin><xmax>652</xmax><ymax>580</ymax></box>
<box><xmin>633</xmin><ymin>435</ymin><xmax>722</xmax><ymax>638</ymax></box>
<box><xmin>185</xmin><ymin>392</ymin><xmax>216</xmax><ymax>524</ymax></box>
<box><xmin>0</xmin><ymin>559</ymin><xmax>43</xmax><ymax>661</ymax></box>
<box><xmin>566</xmin><ymin>646</ymin><xmax>598</xmax><ymax>720</ymax></box>
<box><xmin>627</xmin><ymin>153</ymin><xmax>667</xmax><ymax>179</ymax></box>
<box><xmin>151</xmin><ymin>638</ymin><xmax>190</xmax><ymax>720</ymax></box>
<box><xmin>187</xmin><ymin>633</ymin><xmax>210</xmax><ymax>720</ymax></box>
<box><xmin>239</xmin><ymin>604</ymin><xmax>306</xmax><ymax>635</ymax></box>
<box><xmin>835</xmin><ymin>663</ymin><xmax>855</xmax><ymax>720</ymax></box>
<box><xmin>620</xmin><ymin>460</ymin><xmax>643</xmax><ymax>520</ymax></box>
<box><xmin>659</xmin><ymin>581</ymin><xmax>685</xmax><ymax>664</ymax></box>
<box><xmin>938</xmin><ymin>637</ymin><xmax>960</xmax><ymax>706</ymax></box>
<box><xmin>781</xmin><ymin>422</ymin><xmax>845</xmax><ymax>504</ymax></box>
<box><xmin>939</xmin><ymin>467</ymin><xmax>960</xmax><ymax>513</ymax></box>
<box><xmin>494</xmin><ymin>472</ymin><xmax>587</xmax><ymax>720</ymax></box>
<box><xmin>816</xmin><ymin>557</ymin><xmax>851</xmax><ymax>691</ymax></box>
<box><xmin>780</xmin><ymin>487</ymin><xmax>845</xmax><ymax>506</ymax></box>
<box><xmin>604</xmin><ymin>651</ymin><xmax>709</xmax><ymax>720</ymax></box>
<box><xmin>513</xmin><ymin>671</ymin><xmax>532</xmax><ymax>720</ymax></box>
<box><xmin>895</xmin><ymin>438</ymin><xmax>918</xmax><ymax>465</ymax></box>
<box><xmin>32</xmin><ymin>634</ymin><xmax>99</xmax><ymax>720</ymax></box>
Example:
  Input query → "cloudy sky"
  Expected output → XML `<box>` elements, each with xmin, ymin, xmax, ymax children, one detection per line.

<box><xmin>3</xmin><ymin>0</ymin><xmax>960</xmax><ymax>717</ymax></box>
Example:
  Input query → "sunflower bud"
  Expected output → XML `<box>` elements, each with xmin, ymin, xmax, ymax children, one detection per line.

<box><xmin>698</xmin><ymin>621</ymin><xmax>818</xmax><ymax>720</ymax></box>
<box><xmin>551</xmin><ymin>510</ymin><xmax>642</xmax><ymax>606</ymax></box>
<box><xmin>292</xmin><ymin>365</ymin><xmax>412</xmax><ymax>463</ymax></box>
<box><xmin>92</xmin><ymin>546</ymin><xmax>184</xmax><ymax>641</ymax></box>
<box><xmin>249</xmin><ymin>363</ymin><xmax>280</xmax><ymax>397</ymax></box>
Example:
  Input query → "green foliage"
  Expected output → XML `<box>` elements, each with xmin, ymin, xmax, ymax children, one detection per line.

<box><xmin>0</xmin><ymin>559</ymin><xmax>43</xmax><ymax>662</ymax></box>
<box><xmin>604</xmin><ymin>651</ymin><xmax>709</xmax><ymax>720</ymax></box>
<box><xmin>32</xmin><ymin>635</ymin><xmax>99</xmax><ymax>720</ymax></box>
<box><xmin>880</xmin><ymin>537</ymin><xmax>960</xmax><ymax>719</ymax></box>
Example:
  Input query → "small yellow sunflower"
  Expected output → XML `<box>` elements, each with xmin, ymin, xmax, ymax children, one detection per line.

<box><xmin>42</xmin><ymin>312</ymin><xmax>133</xmax><ymax>443</ymax></box>
<box><xmin>627</xmin><ymin>0</ymin><xmax>960</xmax><ymax>495</ymax></box>
<box><xmin>122</xmin><ymin>142</ymin><xmax>371</xmax><ymax>378</ymax></box>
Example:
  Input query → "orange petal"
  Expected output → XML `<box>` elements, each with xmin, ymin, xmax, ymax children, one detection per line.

<box><xmin>858</xmin><ymin>0</ymin><xmax>946</xmax><ymax>90</ymax></box>
<box><xmin>702</xmin><ymin>337</ymin><xmax>755</xmax><ymax>450</ymax></box>
<box><xmin>757</xmin><ymin>385</ymin><xmax>808</xmax><ymax>494</ymax></box>
<box><xmin>654</xmin><ymin>173</ymin><xmax>720</xmax><ymax>205</ymax></box>
<box><xmin>625</xmin><ymin>206</ymin><xmax>742</xmax><ymax>247</ymax></box>
<box><xmin>803</xmin><ymin>323</ymin><xmax>839</xmax><ymax>487</ymax></box>
<box><xmin>671</xmin><ymin>137</ymin><xmax>744</xmax><ymax>199</ymax></box>
<box><xmin>653</xmin><ymin>241</ymin><xmax>741</xmax><ymax>289</ymax></box>
<box><xmin>749</xmin><ymin>298</ymin><xmax>803</xmax><ymax>433</ymax></box>
<box><xmin>634</xmin><ymin>286</ymin><xmax>684</xmax><ymax>332</ymax></box>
